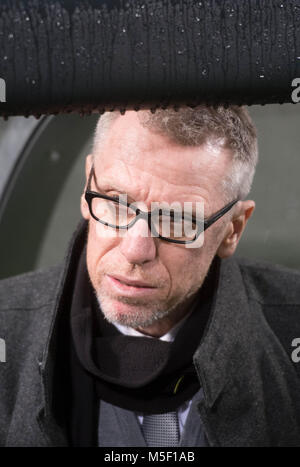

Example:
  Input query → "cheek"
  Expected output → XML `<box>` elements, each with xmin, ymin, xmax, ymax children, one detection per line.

<box><xmin>203</xmin><ymin>223</ymin><xmax>226</xmax><ymax>257</ymax></box>
<box><xmin>159</xmin><ymin>244</ymin><xmax>205</xmax><ymax>291</ymax></box>
<box><xmin>160</xmin><ymin>232</ymin><xmax>220</xmax><ymax>297</ymax></box>
<box><xmin>86</xmin><ymin>222</ymin><xmax>119</xmax><ymax>280</ymax></box>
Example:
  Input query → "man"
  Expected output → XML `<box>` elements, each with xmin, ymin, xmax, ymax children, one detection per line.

<box><xmin>1</xmin><ymin>105</ymin><xmax>300</xmax><ymax>447</ymax></box>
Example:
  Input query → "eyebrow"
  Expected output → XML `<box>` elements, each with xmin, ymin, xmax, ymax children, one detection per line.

<box><xmin>100</xmin><ymin>190</ymin><xmax>200</xmax><ymax>220</ymax></box>
<box><xmin>91</xmin><ymin>171</ymin><xmax>138</xmax><ymax>204</ymax></box>
<box><xmin>89</xmin><ymin>167</ymin><xmax>203</xmax><ymax>220</ymax></box>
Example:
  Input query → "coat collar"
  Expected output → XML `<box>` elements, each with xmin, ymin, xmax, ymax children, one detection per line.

<box><xmin>193</xmin><ymin>256</ymin><xmax>252</xmax><ymax>408</ymax></box>
<box><xmin>38</xmin><ymin>219</ymin><xmax>88</xmax><ymax>444</ymax></box>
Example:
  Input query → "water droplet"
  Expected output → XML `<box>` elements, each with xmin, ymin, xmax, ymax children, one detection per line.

<box><xmin>259</xmin><ymin>74</ymin><xmax>265</xmax><ymax>79</ymax></box>
<box><xmin>61</xmin><ymin>60</ymin><xmax>65</xmax><ymax>65</ymax></box>
<box><xmin>225</xmin><ymin>44</ymin><xmax>231</xmax><ymax>49</ymax></box>
<box><xmin>202</xmin><ymin>69</ymin><xmax>207</xmax><ymax>75</ymax></box>
<box><xmin>25</xmin><ymin>16</ymin><xmax>30</xmax><ymax>21</ymax></box>
<box><xmin>3</xmin><ymin>55</ymin><xmax>7</xmax><ymax>61</ymax></box>
<box><xmin>50</xmin><ymin>151</ymin><xmax>60</xmax><ymax>163</ymax></box>
<box><xmin>122</xmin><ymin>27</ymin><xmax>126</xmax><ymax>33</ymax></box>
<box><xmin>135</xmin><ymin>13</ymin><xmax>141</xmax><ymax>18</ymax></box>
<box><xmin>8</xmin><ymin>33</ymin><xmax>13</xmax><ymax>39</ymax></box>
<box><xmin>31</xmin><ymin>79</ymin><xmax>36</xmax><ymax>85</ymax></box>
<box><xmin>195</xmin><ymin>17</ymin><xmax>200</xmax><ymax>22</ymax></box>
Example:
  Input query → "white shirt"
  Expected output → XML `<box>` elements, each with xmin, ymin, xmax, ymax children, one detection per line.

<box><xmin>113</xmin><ymin>311</ymin><xmax>194</xmax><ymax>436</ymax></box>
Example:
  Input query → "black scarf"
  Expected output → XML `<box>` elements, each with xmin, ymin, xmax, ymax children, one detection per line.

<box><xmin>69</xmin><ymin>243</ymin><xmax>220</xmax><ymax>446</ymax></box>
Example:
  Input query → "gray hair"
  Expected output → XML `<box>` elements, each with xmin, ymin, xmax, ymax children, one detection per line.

<box><xmin>92</xmin><ymin>105</ymin><xmax>258</xmax><ymax>201</ymax></box>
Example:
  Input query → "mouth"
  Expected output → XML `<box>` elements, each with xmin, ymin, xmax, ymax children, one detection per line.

<box><xmin>109</xmin><ymin>274</ymin><xmax>156</xmax><ymax>288</ymax></box>
<box><xmin>106</xmin><ymin>274</ymin><xmax>158</xmax><ymax>297</ymax></box>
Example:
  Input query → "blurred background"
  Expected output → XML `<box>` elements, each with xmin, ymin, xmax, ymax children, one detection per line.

<box><xmin>0</xmin><ymin>104</ymin><xmax>299</xmax><ymax>279</ymax></box>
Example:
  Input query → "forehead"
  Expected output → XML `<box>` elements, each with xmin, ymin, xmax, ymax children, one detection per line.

<box><xmin>93</xmin><ymin>112</ymin><xmax>231</xmax><ymax>202</ymax></box>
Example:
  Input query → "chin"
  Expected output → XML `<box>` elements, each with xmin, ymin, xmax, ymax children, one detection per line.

<box><xmin>96</xmin><ymin>294</ymin><xmax>172</xmax><ymax>329</ymax></box>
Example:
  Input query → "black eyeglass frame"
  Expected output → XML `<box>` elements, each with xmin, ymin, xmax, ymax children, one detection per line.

<box><xmin>84</xmin><ymin>166</ymin><xmax>240</xmax><ymax>244</ymax></box>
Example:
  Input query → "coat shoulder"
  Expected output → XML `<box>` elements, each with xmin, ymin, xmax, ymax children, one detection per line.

<box><xmin>236</xmin><ymin>256</ymin><xmax>300</xmax><ymax>306</ymax></box>
<box><xmin>0</xmin><ymin>264</ymin><xmax>63</xmax><ymax>312</ymax></box>
<box><xmin>236</xmin><ymin>257</ymin><xmax>300</xmax><ymax>365</ymax></box>
<box><xmin>0</xmin><ymin>264</ymin><xmax>64</xmax><ymax>446</ymax></box>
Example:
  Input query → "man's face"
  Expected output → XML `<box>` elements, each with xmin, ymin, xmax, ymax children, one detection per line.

<box><xmin>81</xmin><ymin>111</ymin><xmax>237</xmax><ymax>332</ymax></box>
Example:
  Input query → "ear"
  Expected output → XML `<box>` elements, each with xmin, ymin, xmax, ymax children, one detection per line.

<box><xmin>216</xmin><ymin>200</ymin><xmax>255</xmax><ymax>259</ymax></box>
<box><xmin>80</xmin><ymin>154</ymin><xmax>93</xmax><ymax>220</ymax></box>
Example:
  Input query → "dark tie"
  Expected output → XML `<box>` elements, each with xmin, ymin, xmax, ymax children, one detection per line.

<box><xmin>142</xmin><ymin>411</ymin><xmax>180</xmax><ymax>447</ymax></box>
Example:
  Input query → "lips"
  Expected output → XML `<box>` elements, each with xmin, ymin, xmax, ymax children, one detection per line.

<box><xmin>105</xmin><ymin>274</ymin><xmax>159</xmax><ymax>298</ymax></box>
<box><xmin>108</xmin><ymin>274</ymin><xmax>156</xmax><ymax>288</ymax></box>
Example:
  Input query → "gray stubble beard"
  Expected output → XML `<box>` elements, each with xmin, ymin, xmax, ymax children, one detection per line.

<box><xmin>93</xmin><ymin>273</ymin><xmax>205</xmax><ymax>330</ymax></box>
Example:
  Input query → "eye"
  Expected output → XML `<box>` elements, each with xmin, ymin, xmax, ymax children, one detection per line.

<box><xmin>107</xmin><ymin>192</ymin><xmax>121</xmax><ymax>200</ymax></box>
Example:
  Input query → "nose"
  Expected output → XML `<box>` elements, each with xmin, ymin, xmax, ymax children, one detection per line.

<box><xmin>119</xmin><ymin>217</ymin><xmax>157</xmax><ymax>264</ymax></box>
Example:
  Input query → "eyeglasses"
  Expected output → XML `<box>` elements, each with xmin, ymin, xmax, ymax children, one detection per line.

<box><xmin>84</xmin><ymin>166</ymin><xmax>239</xmax><ymax>245</ymax></box>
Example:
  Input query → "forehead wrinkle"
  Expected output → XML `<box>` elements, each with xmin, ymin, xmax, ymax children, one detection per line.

<box><xmin>122</xmin><ymin>150</ymin><xmax>214</xmax><ymax>189</ymax></box>
<box><xmin>96</xmin><ymin>142</ymin><xmax>226</xmax><ymax>213</ymax></box>
<box><xmin>96</xmin><ymin>162</ymin><xmax>212</xmax><ymax>215</ymax></box>
<box><xmin>97</xmin><ymin>129</ymin><xmax>227</xmax><ymax>191</ymax></box>
<box><xmin>94</xmin><ymin>158</ymin><xmax>151</xmax><ymax>203</ymax></box>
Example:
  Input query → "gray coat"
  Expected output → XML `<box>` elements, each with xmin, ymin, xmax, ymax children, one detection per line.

<box><xmin>1</xmin><ymin>220</ymin><xmax>300</xmax><ymax>447</ymax></box>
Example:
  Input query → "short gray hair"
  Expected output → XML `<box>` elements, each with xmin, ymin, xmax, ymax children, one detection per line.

<box><xmin>92</xmin><ymin>105</ymin><xmax>258</xmax><ymax>201</ymax></box>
